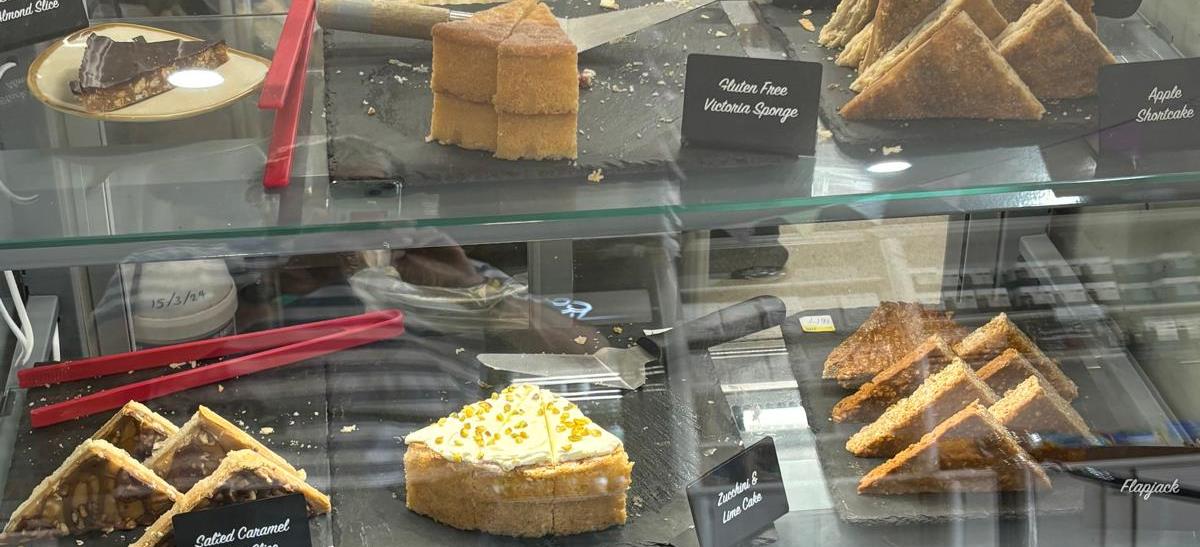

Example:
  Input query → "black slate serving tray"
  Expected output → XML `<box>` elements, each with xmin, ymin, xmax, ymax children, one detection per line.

<box><xmin>759</xmin><ymin>6</ymin><xmax>1103</xmax><ymax>157</ymax></box>
<box><xmin>777</xmin><ymin>307</ymin><xmax>1134</xmax><ymax>525</ymax></box>
<box><xmin>323</xmin><ymin>0</ymin><xmax>794</xmax><ymax>185</ymax></box>
<box><xmin>0</xmin><ymin>349</ymin><xmax>335</xmax><ymax>546</ymax></box>
<box><xmin>322</xmin><ymin>324</ymin><xmax>744</xmax><ymax>546</ymax></box>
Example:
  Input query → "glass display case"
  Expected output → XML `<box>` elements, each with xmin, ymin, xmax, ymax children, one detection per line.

<box><xmin>2</xmin><ymin>0</ymin><xmax>1200</xmax><ymax>545</ymax></box>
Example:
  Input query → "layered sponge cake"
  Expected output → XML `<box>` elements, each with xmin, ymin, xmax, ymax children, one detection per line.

<box><xmin>430</xmin><ymin>0</ymin><xmax>578</xmax><ymax>160</ymax></box>
<box><xmin>404</xmin><ymin>385</ymin><xmax>632</xmax><ymax>537</ymax></box>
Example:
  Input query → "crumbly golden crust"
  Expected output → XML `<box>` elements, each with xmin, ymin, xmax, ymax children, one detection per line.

<box><xmin>91</xmin><ymin>401</ymin><xmax>179</xmax><ymax>461</ymax></box>
<box><xmin>404</xmin><ymin>443</ymin><xmax>631</xmax><ymax>537</ymax></box>
<box><xmin>858</xmin><ymin>402</ymin><xmax>1052</xmax><ymax>494</ymax></box>
<box><xmin>846</xmin><ymin>359</ymin><xmax>999</xmax><ymax>457</ymax></box>
<box><xmin>146</xmin><ymin>406</ymin><xmax>302</xmax><ymax>493</ymax></box>
<box><xmin>132</xmin><ymin>450</ymin><xmax>330</xmax><ymax>547</ymax></box>
<box><xmin>836</xmin><ymin>21</ymin><xmax>874</xmax><ymax>67</ymax></box>
<box><xmin>822</xmin><ymin>302</ymin><xmax>969</xmax><ymax>387</ymax></box>
<box><xmin>851</xmin><ymin>0</ymin><xmax>1008</xmax><ymax>92</ymax></box>
<box><xmin>976</xmin><ymin>347</ymin><xmax>1048</xmax><ymax>395</ymax></box>
<box><xmin>495</xmin><ymin>3</ymin><xmax>578</xmax><ymax>115</ymax></box>
<box><xmin>996</xmin><ymin>0</ymin><xmax>1115</xmax><ymax>99</ymax></box>
<box><xmin>993</xmin><ymin>0</ymin><xmax>1096</xmax><ymax>28</ymax></box>
<box><xmin>953</xmin><ymin>313</ymin><xmax>1078</xmax><ymax>399</ymax></box>
<box><xmin>860</xmin><ymin>0</ymin><xmax>942</xmax><ymax>69</ymax></box>
<box><xmin>990</xmin><ymin>375</ymin><xmax>1098</xmax><ymax>446</ymax></box>
<box><xmin>833</xmin><ymin>335</ymin><xmax>959</xmax><ymax>423</ymax></box>
<box><xmin>4</xmin><ymin>440</ymin><xmax>180</xmax><ymax>536</ymax></box>
<box><xmin>841</xmin><ymin>14</ymin><xmax>1046</xmax><ymax>121</ymax></box>
<box><xmin>496</xmin><ymin>111</ymin><xmax>578</xmax><ymax>160</ymax></box>
<box><xmin>821</xmin><ymin>0</ymin><xmax>879</xmax><ymax>48</ymax></box>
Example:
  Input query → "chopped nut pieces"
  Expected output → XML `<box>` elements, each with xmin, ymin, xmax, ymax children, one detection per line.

<box><xmin>799</xmin><ymin>18</ymin><xmax>816</xmax><ymax>32</ymax></box>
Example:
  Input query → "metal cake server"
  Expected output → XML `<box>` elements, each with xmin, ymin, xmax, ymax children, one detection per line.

<box><xmin>317</xmin><ymin>0</ymin><xmax>718</xmax><ymax>52</ymax></box>
<box><xmin>478</xmin><ymin>296</ymin><xmax>786</xmax><ymax>390</ymax></box>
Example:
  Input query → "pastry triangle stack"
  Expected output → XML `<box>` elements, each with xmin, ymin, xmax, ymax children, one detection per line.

<box><xmin>858</xmin><ymin>402</ymin><xmax>1052</xmax><ymax>494</ymax></box>
<box><xmin>820</xmin><ymin>0</ymin><xmax>879</xmax><ymax>48</ymax></box>
<box><xmin>131</xmin><ymin>450</ymin><xmax>331</xmax><ymax>547</ymax></box>
<box><xmin>822</xmin><ymin>302</ymin><xmax>969</xmax><ymax>387</ymax></box>
<box><xmin>954</xmin><ymin>313</ymin><xmax>1079</xmax><ymax>399</ymax></box>
<box><xmin>846</xmin><ymin>359</ymin><xmax>999</xmax><ymax>457</ymax></box>
<box><xmin>860</xmin><ymin>0</ymin><xmax>943</xmax><ymax>69</ymax></box>
<box><xmin>4</xmin><ymin>440</ymin><xmax>180</xmax><ymax>536</ymax></box>
<box><xmin>990</xmin><ymin>375</ymin><xmax>1098</xmax><ymax>446</ymax></box>
<box><xmin>91</xmin><ymin>401</ymin><xmax>179</xmax><ymax>461</ymax></box>
<box><xmin>841</xmin><ymin>13</ymin><xmax>1046</xmax><ymax>120</ymax></box>
<box><xmin>832</xmin><ymin>335</ymin><xmax>959</xmax><ymax>423</ymax></box>
<box><xmin>429</xmin><ymin>0</ymin><xmax>578</xmax><ymax>160</ymax></box>
<box><xmin>996</xmin><ymin>0</ymin><xmax>1116</xmax><ymax>98</ymax></box>
<box><xmin>146</xmin><ymin>405</ymin><xmax>302</xmax><ymax>493</ymax></box>
<box><xmin>850</xmin><ymin>0</ymin><xmax>1008</xmax><ymax>92</ymax></box>
<box><xmin>976</xmin><ymin>347</ymin><xmax>1051</xmax><ymax>395</ymax></box>
<box><xmin>836</xmin><ymin>21</ymin><xmax>874</xmax><ymax>67</ymax></box>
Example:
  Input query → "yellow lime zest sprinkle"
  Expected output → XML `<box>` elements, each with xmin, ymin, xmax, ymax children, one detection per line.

<box><xmin>562</xmin><ymin>443</ymin><xmax>573</xmax><ymax>452</ymax></box>
<box><xmin>434</xmin><ymin>436</ymin><xmax>444</xmax><ymax>444</ymax></box>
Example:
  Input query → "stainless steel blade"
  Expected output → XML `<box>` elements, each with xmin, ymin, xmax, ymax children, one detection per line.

<box><xmin>477</xmin><ymin>346</ymin><xmax>651</xmax><ymax>389</ymax></box>
<box><xmin>559</xmin><ymin>0</ymin><xmax>718</xmax><ymax>52</ymax></box>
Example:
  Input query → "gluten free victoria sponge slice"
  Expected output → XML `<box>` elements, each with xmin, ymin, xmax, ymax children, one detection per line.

<box><xmin>846</xmin><ymin>359</ymin><xmax>999</xmax><ymax>458</ymax></box>
<box><xmin>832</xmin><ymin>335</ymin><xmax>959</xmax><ymax>423</ymax></box>
<box><xmin>145</xmin><ymin>406</ymin><xmax>302</xmax><ymax>493</ymax></box>
<box><xmin>430</xmin><ymin>0</ymin><xmax>538</xmax><ymax>103</ymax></box>
<box><xmin>91</xmin><ymin>400</ymin><xmax>179</xmax><ymax>461</ymax></box>
<box><xmin>996</xmin><ymin>0</ymin><xmax>1116</xmax><ymax>99</ymax></box>
<box><xmin>822</xmin><ymin>302</ymin><xmax>969</xmax><ymax>388</ymax></box>
<box><xmin>841</xmin><ymin>13</ymin><xmax>1046</xmax><ymax>121</ymax></box>
<box><xmin>4</xmin><ymin>439</ymin><xmax>180</xmax><ymax>537</ymax></box>
<box><xmin>953</xmin><ymin>313</ymin><xmax>1078</xmax><ymax>399</ymax></box>
<box><xmin>131</xmin><ymin>450</ymin><xmax>330</xmax><ymax>547</ymax></box>
<box><xmin>858</xmin><ymin>402</ymin><xmax>1052</xmax><ymax>494</ymax></box>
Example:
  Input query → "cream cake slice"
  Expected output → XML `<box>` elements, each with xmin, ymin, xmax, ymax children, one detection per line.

<box><xmin>403</xmin><ymin>384</ymin><xmax>633</xmax><ymax>537</ymax></box>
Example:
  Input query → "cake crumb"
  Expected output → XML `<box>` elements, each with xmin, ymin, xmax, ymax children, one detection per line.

<box><xmin>882</xmin><ymin>145</ymin><xmax>903</xmax><ymax>156</ymax></box>
<box><xmin>587</xmin><ymin>169</ymin><xmax>604</xmax><ymax>184</ymax></box>
<box><xmin>259</xmin><ymin>427</ymin><xmax>275</xmax><ymax>435</ymax></box>
<box><xmin>817</xmin><ymin>128</ymin><xmax>833</xmax><ymax>141</ymax></box>
<box><xmin>217</xmin><ymin>384</ymin><xmax>224</xmax><ymax>393</ymax></box>
<box><xmin>574</xmin><ymin>335</ymin><xmax>588</xmax><ymax>345</ymax></box>
<box><xmin>714</xmin><ymin>30</ymin><xmax>728</xmax><ymax>38</ymax></box>
<box><xmin>455</xmin><ymin>347</ymin><xmax>466</xmax><ymax>355</ymax></box>
<box><xmin>578</xmin><ymin>68</ymin><xmax>596</xmax><ymax>89</ymax></box>
<box><xmin>802</xmin><ymin>8</ymin><xmax>812</xmax><ymax>15</ymax></box>
<box><xmin>599</xmin><ymin>0</ymin><xmax>619</xmax><ymax>9</ymax></box>
<box><xmin>799</xmin><ymin>18</ymin><xmax>816</xmax><ymax>32</ymax></box>
<box><xmin>612</xmin><ymin>325</ymin><xmax>624</xmax><ymax>334</ymax></box>
<box><xmin>367</xmin><ymin>106</ymin><xmax>377</xmax><ymax>116</ymax></box>
<box><xmin>341</xmin><ymin>424</ymin><xmax>358</xmax><ymax>433</ymax></box>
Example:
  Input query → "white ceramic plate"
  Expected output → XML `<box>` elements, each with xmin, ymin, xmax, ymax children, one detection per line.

<box><xmin>27</xmin><ymin>22</ymin><xmax>271</xmax><ymax>122</ymax></box>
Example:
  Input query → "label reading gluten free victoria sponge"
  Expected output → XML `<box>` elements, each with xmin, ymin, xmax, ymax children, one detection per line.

<box><xmin>687</xmin><ymin>437</ymin><xmax>789</xmax><ymax>547</ymax></box>
<box><xmin>173</xmin><ymin>494</ymin><xmax>312</xmax><ymax>547</ymax></box>
<box><xmin>0</xmin><ymin>0</ymin><xmax>87</xmax><ymax>53</ymax></box>
<box><xmin>682</xmin><ymin>54</ymin><xmax>822</xmax><ymax>156</ymax></box>
<box><xmin>1098</xmin><ymin>58</ymin><xmax>1200</xmax><ymax>158</ymax></box>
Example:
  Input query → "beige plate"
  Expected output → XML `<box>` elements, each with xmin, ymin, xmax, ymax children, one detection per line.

<box><xmin>27</xmin><ymin>22</ymin><xmax>271</xmax><ymax>122</ymax></box>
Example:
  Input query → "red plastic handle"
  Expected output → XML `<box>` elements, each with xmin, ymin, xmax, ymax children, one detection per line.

<box><xmin>30</xmin><ymin>310</ymin><xmax>404</xmax><ymax>428</ymax></box>
<box><xmin>259</xmin><ymin>0</ymin><xmax>316</xmax><ymax>110</ymax></box>
<box><xmin>263</xmin><ymin>8</ymin><xmax>316</xmax><ymax>188</ymax></box>
<box><xmin>19</xmin><ymin>310</ymin><xmax>401</xmax><ymax>388</ymax></box>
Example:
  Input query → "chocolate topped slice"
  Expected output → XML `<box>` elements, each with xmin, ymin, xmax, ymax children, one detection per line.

<box><xmin>69</xmin><ymin>33</ymin><xmax>230</xmax><ymax>113</ymax></box>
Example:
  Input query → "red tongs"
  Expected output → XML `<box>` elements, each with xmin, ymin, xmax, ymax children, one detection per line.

<box><xmin>260</xmin><ymin>0</ymin><xmax>317</xmax><ymax>188</ymax></box>
<box><xmin>21</xmin><ymin>309</ymin><xmax>404</xmax><ymax>428</ymax></box>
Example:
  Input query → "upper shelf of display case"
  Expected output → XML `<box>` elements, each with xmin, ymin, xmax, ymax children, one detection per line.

<box><xmin>1</xmin><ymin>3</ymin><xmax>1199</xmax><ymax>269</ymax></box>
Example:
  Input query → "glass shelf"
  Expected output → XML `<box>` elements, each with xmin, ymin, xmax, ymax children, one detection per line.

<box><xmin>2</xmin><ymin>8</ymin><xmax>1200</xmax><ymax>269</ymax></box>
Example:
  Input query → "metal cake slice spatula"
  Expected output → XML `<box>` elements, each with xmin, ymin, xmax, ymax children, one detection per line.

<box><xmin>478</xmin><ymin>296</ymin><xmax>787</xmax><ymax>390</ymax></box>
<box><xmin>317</xmin><ymin>0</ymin><xmax>718</xmax><ymax>52</ymax></box>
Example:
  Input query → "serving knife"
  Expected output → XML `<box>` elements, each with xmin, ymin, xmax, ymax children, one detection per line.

<box><xmin>1035</xmin><ymin>443</ymin><xmax>1200</xmax><ymax>502</ymax></box>
<box><xmin>317</xmin><ymin>0</ymin><xmax>718</xmax><ymax>52</ymax></box>
<box><xmin>478</xmin><ymin>295</ymin><xmax>787</xmax><ymax>390</ymax></box>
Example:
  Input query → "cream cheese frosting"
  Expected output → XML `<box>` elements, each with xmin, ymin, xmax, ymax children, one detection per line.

<box><xmin>404</xmin><ymin>384</ymin><xmax>622</xmax><ymax>471</ymax></box>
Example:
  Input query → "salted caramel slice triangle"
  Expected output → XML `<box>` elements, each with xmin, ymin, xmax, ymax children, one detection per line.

<box><xmin>91</xmin><ymin>401</ymin><xmax>179</xmax><ymax>461</ymax></box>
<box><xmin>841</xmin><ymin>13</ymin><xmax>1045</xmax><ymax>121</ymax></box>
<box><xmin>996</xmin><ymin>0</ymin><xmax>1115</xmax><ymax>99</ymax></box>
<box><xmin>145</xmin><ymin>406</ymin><xmax>302</xmax><ymax>493</ymax></box>
<box><xmin>3</xmin><ymin>439</ymin><xmax>180</xmax><ymax>537</ymax></box>
<box><xmin>850</xmin><ymin>0</ymin><xmax>1008</xmax><ymax>92</ymax></box>
<box><xmin>858</xmin><ymin>402</ymin><xmax>1052</xmax><ymax>494</ymax></box>
<box><xmin>132</xmin><ymin>450</ymin><xmax>330</xmax><ymax>547</ymax></box>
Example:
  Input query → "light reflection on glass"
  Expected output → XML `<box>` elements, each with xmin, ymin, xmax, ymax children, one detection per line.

<box><xmin>866</xmin><ymin>160</ymin><xmax>913</xmax><ymax>174</ymax></box>
<box><xmin>168</xmin><ymin>69</ymin><xmax>225</xmax><ymax>89</ymax></box>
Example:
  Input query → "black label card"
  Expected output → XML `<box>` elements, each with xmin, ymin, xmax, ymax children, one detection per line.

<box><xmin>1099</xmin><ymin>57</ymin><xmax>1200</xmax><ymax>158</ymax></box>
<box><xmin>687</xmin><ymin>437</ymin><xmax>788</xmax><ymax>547</ymax></box>
<box><xmin>0</xmin><ymin>0</ymin><xmax>87</xmax><ymax>53</ymax></box>
<box><xmin>173</xmin><ymin>494</ymin><xmax>312</xmax><ymax>547</ymax></box>
<box><xmin>682</xmin><ymin>54</ymin><xmax>822</xmax><ymax>156</ymax></box>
